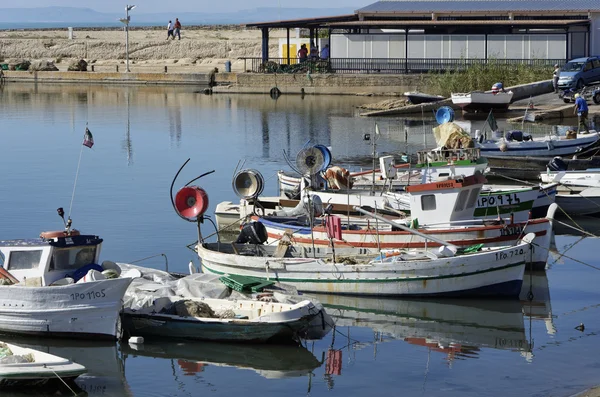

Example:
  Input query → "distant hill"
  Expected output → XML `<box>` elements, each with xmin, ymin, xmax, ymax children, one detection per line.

<box><xmin>0</xmin><ymin>6</ymin><xmax>356</xmax><ymax>27</ymax></box>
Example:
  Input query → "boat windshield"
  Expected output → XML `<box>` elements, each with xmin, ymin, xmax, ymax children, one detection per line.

<box><xmin>50</xmin><ymin>246</ymin><xmax>97</xmax><ymax>271</ymax></box>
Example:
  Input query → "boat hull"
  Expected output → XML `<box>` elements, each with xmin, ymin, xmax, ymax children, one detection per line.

<box><xmin>198</xmin><ymin>242</ymin><xmax>530</xmax><ymax>298</ymax></box>
<box><xmin>0</xmin><ymin>278</ymin><xmax>132</xmax><ymax>339</ymax></box>
<box><xmin>256</xmin><ymin>215</ymin><xmax>553</xmax><ymax>270</ymax></box>
<box><xmin>555</xmin><ymin>192</ymin><xmax>600</xmax><ymax>216</ymax></box>
<box><xmin>451</xmin><ymin>91</ymin><xmax>513</xmax><ymax>112</ymax></box>
<box><xmin>479</xmin><ymin>132</ymin><xmax>600</xmax><ymax>158</ymax></box>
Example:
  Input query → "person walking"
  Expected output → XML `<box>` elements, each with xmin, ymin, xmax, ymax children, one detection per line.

<box><xmin>574</xmin><ymin>93</ymin><xmax>590</xmax><ymax>134</ymax></box>
<box><xmin>174</xmin><ymin>18</ymin><xmax>182</xmax><ymax>40</ymax></box>
<box><xmin>166</xmin><ymin>20</ymin><xmax>174</xmax><ymax>40</ymax></box>
<box><xmin>553</xmin><ymin>63</ymin><xmax>560</xmax><ymax>93</ymax></box>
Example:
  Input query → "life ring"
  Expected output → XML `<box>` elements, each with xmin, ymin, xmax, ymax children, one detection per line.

<box><xmin>40</xmin><ymin>230</ymin><xmax>80</xmax><ymax>239</ymax></box>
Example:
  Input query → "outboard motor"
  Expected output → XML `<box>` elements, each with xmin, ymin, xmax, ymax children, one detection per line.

<box><xmin>273</xmin><ymin>194</ymin><xmax>324</xmax><ymax>218</ymax></box>
<box><xmin>235</xmin><ymin>221</ymin><xmax>268</xmax><ymax>245</ymax></box>
<box><xmin>547</xmin><ymin>156</ymin><xmax>567</xmax><ymax>172</ymax></box>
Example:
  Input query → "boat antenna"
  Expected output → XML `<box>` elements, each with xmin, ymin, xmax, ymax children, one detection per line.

<box><xmin>68</xmin><ymin>123</ymin><xmax>93</xmax><ymax>224</ymax></box>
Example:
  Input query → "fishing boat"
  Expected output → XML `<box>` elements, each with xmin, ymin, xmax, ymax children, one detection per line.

<box><xmin>451</xmin><ymin>91</ymin><xmax>513</xmax><ymax>112</ymax></box>
<box><xmin>231</xmin><ymin>172</ymin><xmax>556</xmax><ymax>270</ymax></box>
<box><xmin>541</xmin><ymin>168</ymin><xmax>600</xmax><ymax>188</ymax></box>
<box><xmin>0</xmin><ymin>341</ymin><xmax>86</xmax><ymax>386</ymax></box>
<box><xmin>540</xmin><ymin>168</ymin><xmax>600</xmax><ymax>215</ymax></box>
<box><xmin>478</xmin><ymin>131</ymin><xmax>600</xmax><ymax>158</ymax></box>
<box><xmin>404</xmin><ymin>91</ymin><xmax>445</xmax><ymax>104</ymax></box>
<box><xmin>197</xmin><ymin>231</ymin><xmax>536</xmax><ymax>298</ymax></box>
<box><xmin>0</xmin><ymin>210</ymin><xmax>133</xmax><ymax>339</ymax></box>
<box><xmin>121</xmin><ymin>296</ymin><xmax>323</xmax><ymax>343</ymax></box>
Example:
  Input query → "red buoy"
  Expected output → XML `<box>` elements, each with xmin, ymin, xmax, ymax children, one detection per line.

<box><xmin>175</xmin><ymin>186</ymin><xmax>209</xmax><ymax>221</ymax></box>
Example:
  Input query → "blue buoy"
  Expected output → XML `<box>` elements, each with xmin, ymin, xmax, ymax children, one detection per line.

<box><xmin>435</xmin><ymin>106</ymin><xmax>455</xmax><ymax>124</ymax></box>
<box><xmin>314</xmin><ymin>145</ymin><xmax>332</xmax><ymax>171</ymax></box>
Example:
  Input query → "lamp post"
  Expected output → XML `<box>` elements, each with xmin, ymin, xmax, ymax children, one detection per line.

<box><xmin>120</xmin><ymin>5</ymin><xmax>136</xmax><ymax>72</ymax></box>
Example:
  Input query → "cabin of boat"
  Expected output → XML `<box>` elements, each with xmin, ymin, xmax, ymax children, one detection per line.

<box><xmin>0</xmin><ymin>232</ymin><xmax>103</xmax><ymax>286</ymax></box>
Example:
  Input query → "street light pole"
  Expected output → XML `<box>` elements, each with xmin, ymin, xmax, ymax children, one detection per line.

<box><xmin>121</xmin><ymin>5</ymin><xmax>136</xmax><ymax>73</ymax></box>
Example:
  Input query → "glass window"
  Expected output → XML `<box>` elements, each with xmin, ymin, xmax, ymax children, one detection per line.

<box><xmin>421</xmin><ymin>195</ymin><xmax>436</xmax><ymax>211</ymax></box>
<box><xmin>454</xmin><ymin>190</ymin><xmax>470</xmax><ymax>212</ymax></box>
<box><xmin>0</xmin><ymin>252</ymin><xmax>4</xmax><ymax>267</ymax></box>
<box><xmin>592</xmin><ymin>59</ymin><xmax>600</xmax><ymax>69</ymax></box>
<box><xmin>466</xmin><ymin>188</ymin><xmax>481</xmax><ymax>209</ymax></box>
<box><xmin>584</xmin><ymin>61</ymin><xmax>593</xmax><ymax>71</ymax></box>
<box><xmin>50</xmin><ymin>246</ymin><xmax>97</xmax><ymax>271</ymax></box>
<box><xmin>7</xmin><ymin>250</ymin><xmax>43</xmax><ymax>270</ymax></box>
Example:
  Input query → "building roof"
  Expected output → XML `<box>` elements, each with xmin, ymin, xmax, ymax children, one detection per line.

<box><xmin>329</xmin><ymin>19</ymin><xmax>590</xmax><ymax>28</ymax></box>
<box><xmin>245</xmin><ymin>14</ymin><xmax>357</xmax><ymax>29</ymax></box>
<box><xmin>358</xmin><ymin>0</ymin><xmax>600</xmax><ymax>13</ymax></box>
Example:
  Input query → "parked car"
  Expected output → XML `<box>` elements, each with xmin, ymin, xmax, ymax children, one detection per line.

<box><xmin>557</xmin><ymin>56</ymin><xmax>600</xmax><ymax>89</ymax></box>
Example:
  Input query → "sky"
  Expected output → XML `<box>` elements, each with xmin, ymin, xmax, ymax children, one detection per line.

<box><xmin>4</xmin><ymin>1</ymin><xmax>369</xmax><ymax>14</ymax></box>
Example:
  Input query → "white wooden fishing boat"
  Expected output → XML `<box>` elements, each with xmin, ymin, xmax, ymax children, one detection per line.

<box><xmin>451</xmin><ymin>91</ymin><xmax>513</xmax><ymax>112</ymax></box>
<box><xmin>0</xmin><ymin>341</ymin><xmax>86</xmax><ymax>386</ymax></box>
<box><xmin>478</xmin><ymin>131</ymin><xmax>600</xmax><ymax>157</ymax></box>
<box><xmin>541</xmin><ymin>168</ymin><xmax>600</xmax><ymax>188</ymax></box>
<box><xmin>0</xmin><ymin>215</ymin><xmax>134</xmax><ymax>339</ymax></box>
<box><xmin>227</xmin><ymin>173</ymin><xmax>556</xmax><ymax>270</ymax></box>
<box><xmin>197</xmin><ymin>233</ymin><xmax>535</xmax><ymax>298</ymax></box>
<box><xmin>404</xmin><ymin>91</ymin><xmax>445</xmax><ymax>104</ymax></box>
<box><xmin>121</xmin><ymin>296</ymin><xmax>322</xmax><ymax>343</ymax></box>
<box><xmin>553</xmin><ymin>187</ymin><xmax>600</xmax><ymax>216</ymax></box>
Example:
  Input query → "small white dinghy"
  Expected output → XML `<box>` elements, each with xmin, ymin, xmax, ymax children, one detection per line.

<box><xmin>0</xmin><ymin>341</ymin><xmax>86</xmax><ymax>386</ymax></box>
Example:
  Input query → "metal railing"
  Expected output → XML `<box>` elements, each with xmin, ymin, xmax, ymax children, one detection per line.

<box><xmin>240</xmin><ymin>57</ymin><xmax>564</xmax><ymax>74</ymax></box>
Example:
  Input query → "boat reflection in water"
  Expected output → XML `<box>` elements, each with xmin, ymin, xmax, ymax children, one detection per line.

<box><xmin>121</xmin><ymin>340</ymin><xmax>321</xmax><ymax>379</ymax></box>
<box><xmin>0</xmin><ymin>336</ymin><xmax>130</xmax><ymax>397</ymax></box>
<box><xmin>312</xmin><ymin>293</ymin><xmax>531</xmax><ymax>363</ymax></box>
<box><xmin>520</xmin><ymin>271</ymin><xmax>555</xmax><ymax>337</ymax></box>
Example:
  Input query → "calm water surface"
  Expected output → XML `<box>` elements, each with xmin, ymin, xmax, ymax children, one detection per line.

<box><xmin>0</xmin><ymin>83</ymin><xmax>599</xmax><ymax>397</ymax></box>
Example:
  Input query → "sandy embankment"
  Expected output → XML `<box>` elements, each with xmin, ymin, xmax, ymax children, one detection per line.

<box><xmin>0</xmin><ymin>26</ymin><xmax>283</xmax><ymax>73</ymax></box>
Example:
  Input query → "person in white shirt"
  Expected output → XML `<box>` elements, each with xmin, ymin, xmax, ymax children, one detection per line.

<box><xmin>167</xmin><ymin>20</ymin><xmax>174</xmax><ymax>40</ymax></box>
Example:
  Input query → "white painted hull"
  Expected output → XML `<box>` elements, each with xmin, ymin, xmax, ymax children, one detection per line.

<box><xmin>451</xmin><ymin>91</ymin><xmax>513</xmax><ymax>111</ymax></box>
<box><xmin>0</xmin><ymin>278</ymin><xmax>132</xmax><ymax>339</ymax></box>
<box><xmin>0</xmin><ymin>342</ymin><xmax>86</xmax><ymax>385</ymax></box>
<box><xmin>541</xmin><ymin>170</ymin><xmax>600</xmax><ymax>188</ymax></box>
<box><xmin>479</xmin><ymin>132</ymin><xmax>600</xmax><ymax>157</ymax></box>
<box><xmin>198</xmin><ymin>241</ymin><xmax>531</xmax><ymax>298</ymax></box>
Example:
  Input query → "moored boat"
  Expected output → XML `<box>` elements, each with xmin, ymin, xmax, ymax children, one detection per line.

<box><xmin>0</xmin><ymin>341</ymin><xmax>86</xmax><ymax>386</ymax></box>
<box><xmin>451</xmin><ymin>91</ymin><xmax>514</xmax><ymax>112</ymax></box>
<box><xmin>478</xmin><ymin>131</ymin><xmax>600</xmax><ymax>158</ymax></box>
<box><xmin>404</xmin><ymin>91</ymin><xmax>445</xmax><ymax>104</ymax></box>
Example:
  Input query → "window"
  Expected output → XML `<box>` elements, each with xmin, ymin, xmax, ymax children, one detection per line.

<box><xmin>466</xmin><ymin>188</ymin><xmax>481</xmax><ymax>209</ymax></box>
<box><xmin>584</xmin><ymin>61</ymin><xmax>593</xmax><ymax>72</ymax></box>
<box><xmin>50</xmin><ymin>246</ymin><xmax>97</xmax><ymax>271</ymax></box>
<box><xmin>421</xmin><ymin>195</ymin><xmax>436</xmax><ymax>211</ymax></box>
<box><xmin>454</xmin><ymin>190</ymin><xmax>470</xmax><ymax>212</ymax></box>
<box><xmin>7</xmin><ymin>250</ymin><xmax>42</xmax><ymax>270</ymax></box>
<box><xmin>0</xmin><ymin>252</ymin><xmax>4</xmax><ymax>267</ymax></box>
<box><xmin>592</xmin><ymin>59</ymin><xmax>600</xmax><ymax>69</ymax></box>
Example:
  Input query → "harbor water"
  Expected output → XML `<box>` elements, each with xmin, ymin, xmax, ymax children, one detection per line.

<box><xmin>1</xmin><ymin>83</ymin><xmax>600</xmax><ymax>397</ymax></box>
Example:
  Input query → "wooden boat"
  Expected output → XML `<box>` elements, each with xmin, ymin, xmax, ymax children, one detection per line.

<box><xmin>553</xmin><ymin>187</ymin><xmax>600</xmax><ymax>216</ymax></box>
<box><xmin>121</xmin><ymin>296</ymin><xmax>322</xmax><ymax>343</ymax></box>
<box><xmin>228</xmin><ymin>173</ymin><xmax>556</xmax><ymax>270</ymax></box>
<box><xmin>478</xmin><ymin>131</ymin><xmax>600</xmax><ymax>158</ymax></box>
<box><xmin>404</xmin><ymin>91</ymin><xmax>445</xmax><ymax>104</ymax></box>
<box><xmin>451</xmin><ymin>91</ymin><xmax>513</xmax><ymax>112</ymax></box>
<box><xmin>541</xmin><ymin>168</ymin><xmax>600</xmax><ymax>188</ymax></box>
<box><xmin>122</xmin><ymin>340</ymin><xmax>321</xmax><ymax>378</ymax></box>
<box><xmin>0</xmin><ymin>341</ymin><xmax>86</xmax><ymax>386</ymax></box>
<box><xmin>0</xmin><ymin>217</ymin><xmax>133</xmax><ymax>339</ymax></box>
<box><xmin>487</xmin><ymin>155</ymin><xmax>600</xmax><ymax>181</ymax></box>
<box><xmin>197</xmin><ymin>233</ymin><xmax>536</xmax><ymax>298</ymax></box>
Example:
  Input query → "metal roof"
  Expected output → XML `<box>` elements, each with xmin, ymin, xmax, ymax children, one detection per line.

<box><xmin>329</xmin><ymin>19</ymin><xmax>590</xmax><ymax>27</ymax></box>
<box><xmin>358</xmin><ymin>0</ymin><xmax>600</xmax><ymax>13</ymax></box>
<box><xmin>245</xmin><ymin>14</ymin><xmax>357</xmax><ymax>28</ymax></box>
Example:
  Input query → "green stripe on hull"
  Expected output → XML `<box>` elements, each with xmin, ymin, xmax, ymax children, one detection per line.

<box><xmin>201</xmin><ymin>261</ymin><xmax>524</xmax><ymax>284</ymax></box>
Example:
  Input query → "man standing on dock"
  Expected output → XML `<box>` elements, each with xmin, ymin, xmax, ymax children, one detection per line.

<box><xmin>574</xmin><ymin>93</ymin><xmax>590</xmax><ymax>134</ymax></box>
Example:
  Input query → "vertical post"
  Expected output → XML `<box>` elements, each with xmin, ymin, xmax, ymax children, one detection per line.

<box><xmin>126</xmin><ymin>6</ymin><xmax>130</xmax><ymax>72</ymax></box>
<box><xmin>261</xmin><ymin>28</ymin><xmax>269</xmax><ymax>64</ymax></box>
<box><xmin>286</xmin><ymin>28</ymin><xmax>290</xmax><ymax>65</ymax></box>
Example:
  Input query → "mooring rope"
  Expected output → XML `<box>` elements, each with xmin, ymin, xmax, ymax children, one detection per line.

<box><xmin>49</xmin><ymin>367</ymin><xmax>79</xmax><ymax>397</ymax></box>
